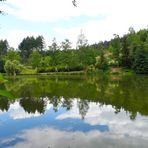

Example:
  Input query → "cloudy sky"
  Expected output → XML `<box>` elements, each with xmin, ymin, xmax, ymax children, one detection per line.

<box><xmin>0</xmin><ymin>0</ymin><xmax>148</xmax><ymax>48</ymax></box>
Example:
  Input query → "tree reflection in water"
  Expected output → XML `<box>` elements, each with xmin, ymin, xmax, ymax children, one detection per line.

<box><xmin>0</xmin><ymin>75</ymin><xmax>148</xmax><ymax>120</ymax></box>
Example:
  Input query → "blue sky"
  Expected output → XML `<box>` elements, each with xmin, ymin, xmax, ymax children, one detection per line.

<box><xmin>0</xmin><ymin>0</ymin><xmax>148</xmax><ymax>48</ymax></box>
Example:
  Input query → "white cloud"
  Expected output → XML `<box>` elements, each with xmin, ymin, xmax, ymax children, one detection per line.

<box><xmin>4</xmin><ymin>0</ymin><xmax>106</xmax><ymax>22</ymax></box>
<box><xmin>1</xmin><ymin>98</ymin><xmax>148</xmax><ymax>147</ymax></box>
<box><xmin>1</xmin><ymin>29</ymin><xmax>50</xmax><ymax>48</ymax></box>
<box><xmin>8</xmin><ymin>101</ymin><xmax>41</xmax><ymax>120</ymax></box>
<box><xmin>10</xmin><ymin>110</ymin><xmax>40</xmax><ymax>120</ymax></box>
<box><xmin>56</xmin><ymin>99</ymin><xmax>81</xmax><ymax>120</ymax></box>
<box><xmin>54</xmin><ymin>0</ymin><xmax>148</xmax><ymax>45</ymax></box>
<box><xmin>4</xmin><ymin>0</ymin><xmax>148</xmax><ymax>23</ymax></box>
<box><xmin>2</xmin><ymin>127</ymin><xmax>148</xmax><ymax>148</ymax></box>
<box><xmin>56</xmin><ymin>101</ymin><xmax>148</xmax><ymax>139</ymax></box>
<box><xmin>1</xmin><ymin>0</ymin><xmax>148</xmax><ymax>47</ymax></box>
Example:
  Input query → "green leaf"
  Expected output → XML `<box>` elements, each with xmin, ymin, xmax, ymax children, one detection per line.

<box><xmin>0</xmin><ymin>89</ymin><xmax>15</xmax><ymax>99</ymax></box>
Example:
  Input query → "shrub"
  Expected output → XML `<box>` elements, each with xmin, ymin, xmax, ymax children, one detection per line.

<box><xmin>95</xmin><ymin>53</ymin><xmax>109</xmax><ymax>71</ymax></box>
<box><xmin>133</xmin><ymin>49</ymin><xmax>148</xmax><ymax>74</ymax></box>
<box><xmin>4</xmin><ymin>60</ymin><xmax>22</xmax><ymax>75</ymax></box>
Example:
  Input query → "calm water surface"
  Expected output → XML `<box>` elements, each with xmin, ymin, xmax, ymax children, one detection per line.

<box><xmin>0</xmin><ymin>75</ymin><xmax>148</xmax><ymax>148</ymax></box>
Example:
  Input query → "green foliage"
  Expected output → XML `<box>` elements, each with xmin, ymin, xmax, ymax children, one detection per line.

<box><xmin>36</xmin><ymin>35</ymin><xmax>45</xmax><ymax>51</ymax></box>
<box><xmin>40</xmin><ymin>56</ymin><xmax>52</xmax><ymax>68</ymax></box>
<box><xmin>38</xmin><ymin>48</ymin><xmax>97</xmax><ymax>73</ymax></box>
<box><xmin>108</xmin><ymin>27</ymin><xmax>148</xmax><ymax>73</ymax></box>
<box><xmin>1</xmin><ymin>75</ymin><xmax>148</xmax><ymax>119</ymax></box>
<box><xmin>0</xmin><ymin>59</ymin><xmax>5</xmax><ymax>73</ymax></box>
<box><xmin>61</xmin><ymin>39</ymin><xmax>72</xmax><ymax>50</ymax></box>
<box><xmin>18</xmin><ymin>36</ymin><xmax>45</xmax><ymax>62</ymax></box>
<box><xmin>0</xmin><ymin>39</ymin><xmax>8</xmax><ymax>57</ymax></box>
<box><xmin>4</xmin><ymin>48</ymin><xmax>21</xmax><ymax>62</ymax></box>
<box><xmin>4</xmin><ymin>60</ymin><xmax>22</xmax><ymax>75</ymax></box>
<box><xmin>111</xmin><ymin>35</ymin><xmax>121</xmax><ymax>66</ymax></box>
<box><xmin>21</xmin><ymin>66</ymin><xmax>37</xmax><ymax>75</ymax></box>
<box><xmin>0</xmin><ymin>27</ymin><xmax>148</xmax><ymax>75</ymax></box>
<box><xmin>78</xmin><ymin>47</ymin><xmax>98</xmax><ymax>68</ymax></box>
<box><xmin>95</xmin><ymin>50</ymin><xmax>108</xmax><ymax>71</ymax></box>
<box><xmin>0</xmin><ymin>73</ymin><xmax>4</xmax><ymax>82</ymax></box>
<box><xmin>120</xmin><ymin>35</ymin><xmax>131</xmax><ymax>67</ymax></box>
<box><xmin>133</xmin><ymin>48</ymin><xmax>148</xmax><ymax>74</ymax></box>
<box><xmin>49</xmin><ymin>38</ymin><xmax>59</xmax><ymax>53</ymax></box>
<box><xmin>0</xmin><ymin>90</ymin><xmax>14</xmax><ymax>99</ymax></box>
<box><xmin>29</xmin><ymin>50</ymin><xmax>41</xmax><ymax>68</ymax></box>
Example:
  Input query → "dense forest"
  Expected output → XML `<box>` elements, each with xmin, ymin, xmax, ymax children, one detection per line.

<box><xmin>0</xmin><ymin>27</ymin><xmax>148</xmax><ymax>75</ymax></box>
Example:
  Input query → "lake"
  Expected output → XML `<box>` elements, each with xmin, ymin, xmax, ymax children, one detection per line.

<box><xmin>0</xmin><ymin>75</ymin><xmax>148</xmax><ymax>148</ymax></box>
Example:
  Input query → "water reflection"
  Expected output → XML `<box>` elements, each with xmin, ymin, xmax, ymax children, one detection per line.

<box><xmin>0</xmin><ymin>75</ymin><xmax>148</xmax><ymax>148</ymax></box>
<box><xmin>0</xmin><ymin>97</ymin><xmax>10</xmax><ymax>111</ymax></box>
<box><xmin>0</xmin><ymin>75</ymin><xmax>148</xmax><ymax>119</ymax></box>
<box><xmin>1</xmin><ymin>127</ymin><xmax>148</xmax><ymax>148</ymax></box>
<box><xmin>0</xmin><ymin>100</ymin><xmax>148</xmax><ymax>148</ymax></box>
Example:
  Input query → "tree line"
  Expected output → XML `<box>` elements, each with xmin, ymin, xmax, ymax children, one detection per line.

<box><xmin>0</xmin><ymin>27</ymin><xmax>148</xmax><ymax>75</ymax></box>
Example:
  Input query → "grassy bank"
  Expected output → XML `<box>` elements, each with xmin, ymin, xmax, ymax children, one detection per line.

<box><xmin>20</xmin><ymin>66</ymin><xmax>85</xmax><ymax>75</ymax></box>
<box><xmin>19</xmin><ymin>66</ymin><xmax>135</xmax><ymax>76</ymax></box>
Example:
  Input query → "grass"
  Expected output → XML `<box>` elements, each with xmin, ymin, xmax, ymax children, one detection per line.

<box><xmin>46</xmin><ymin>71</ymin><xmax>85</xmax><ymax>75</ymax></box>
<box><xmin>19</xmin><ymin>65</ymin><xmax>136</xmax><ymax>76</ymax></box>
<box><xmin>21</xmin><ymin>66</ymin><xmax>37</xmax><ymax>75</ymax></box>
<box><xmin>20</xmin><ymin>66</ymin><xmax>85</xmax><ymax>75</ymax></box>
